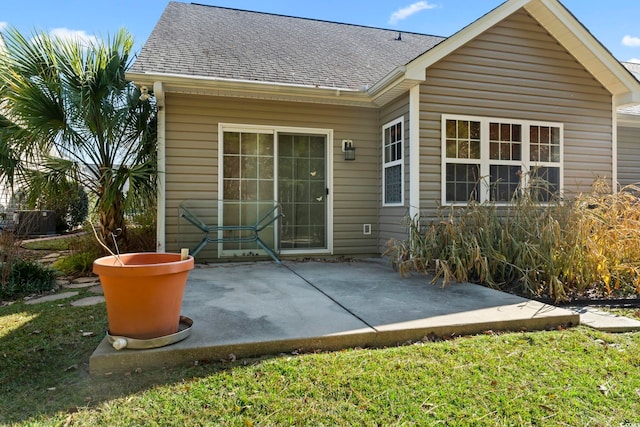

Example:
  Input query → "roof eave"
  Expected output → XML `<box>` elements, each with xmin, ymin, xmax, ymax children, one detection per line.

<box><xmin>617</xmin><ymin>112</ymin><xmax>640</xmax><ymax>128</ymax></box>
<box><xmin>125</xmin><ymin>71</ymin><xmax>376</xmax><ymax>108</ymax></box>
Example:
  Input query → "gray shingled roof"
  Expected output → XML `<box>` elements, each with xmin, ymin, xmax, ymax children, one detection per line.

<box><xmin>130</xmin><ymin>2</ymin><xmax>445</xmax><ymax>91</ymax></box>
<box><xmin>619</xmin><ymin>62</ymin><xmax>640</xmax><ymax>115</ymax></box>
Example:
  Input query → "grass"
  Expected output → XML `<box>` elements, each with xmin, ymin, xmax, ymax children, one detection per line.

<box><xmin>1</xmin><ymin>291</ymin><xmax>639</xmax><ymax>426</ymax></box>
<box><xmin>20</xmin><ymin>234</ymin><xmax>85</xmax><ymax>251</ymax></box>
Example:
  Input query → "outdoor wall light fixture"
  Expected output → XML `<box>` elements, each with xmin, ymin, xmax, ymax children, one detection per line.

<box><xmin>342</xmin><ymin>139</ymin><xmax>356</xmax><ymax>161</ymax></box>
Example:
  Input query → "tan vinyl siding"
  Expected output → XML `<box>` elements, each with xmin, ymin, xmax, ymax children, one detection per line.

<box><xmin>379</xmin><ymin>94</ymin><xmax>410</xmax><ymax>251</ymax></box>
<box><xmin>617</xmin><ymin>125</ymin><xmax>640</xmax><ymax>187</ymax></box>
<box><xmin>418</xmin><ymin>9</ymin><xmax>612</xmax><ymax>219</ymax></box>
<box><xmin>164</xmin><ymin>93</ymin><xmax>379</xmax><ymax>259</ymax></box>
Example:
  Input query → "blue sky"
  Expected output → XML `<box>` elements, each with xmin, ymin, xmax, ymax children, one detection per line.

<box><xmin>2</xmin><ymin>0</ymin><xmax>640</xmax><ymax>63</ymax></box>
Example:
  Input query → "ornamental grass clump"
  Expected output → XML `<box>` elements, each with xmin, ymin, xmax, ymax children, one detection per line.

<box><xmin>386</xmin><ymin>178</ymin><xmax>640</xmax><ymax>302</ymax></box>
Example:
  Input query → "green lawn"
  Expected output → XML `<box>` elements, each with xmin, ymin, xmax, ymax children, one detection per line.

<box><xmin>1</xmin><ymin>291</ymin><xmax>639</xmax><ymax>426</ymax></box>
<box><xmin>20</xmin><ymin>234</ymin><xmax>86</xmax><ymax>251</ymax></box>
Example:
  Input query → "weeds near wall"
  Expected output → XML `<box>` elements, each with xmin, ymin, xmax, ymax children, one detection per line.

<box><xmin>386</xmin><ymin>179</ymin><xmax>640</xmax><ymax>302</ymax></box>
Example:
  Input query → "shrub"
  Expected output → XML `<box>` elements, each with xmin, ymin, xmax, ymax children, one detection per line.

<box><xmin>52</xmin><ymin>232</ymin><xmax>103</xmax><ymax>276</ymax></box>
<box><xmin>0</xmin><ymin>259</ymin><xmax>57</xmax><ymax>300</ymax></box>
<box><xmin>386</xmin><ymin>179</ymin><xmax>640</xmax><ymax>302</ymax></box>
<box><xmin>52</xmin><ymin>252</ymin><xmax>98</xmax><ymax>276</ymax></box>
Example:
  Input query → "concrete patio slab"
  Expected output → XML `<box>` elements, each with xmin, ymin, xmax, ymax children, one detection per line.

<box><xmin>569</xmin><ymin>306</ymin><xmax>640</xmax><ymax>332</ymax></box>
<box><xmin>89</xmin><ymin>259</ymin><xmax>579</xmax><ymax>375</ymax></box>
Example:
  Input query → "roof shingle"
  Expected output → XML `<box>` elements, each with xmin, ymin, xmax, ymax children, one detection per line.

<box><xmin>130</xmin><ymin>2</ymin><xmax>445</xmax><ymax>90</ymax></box>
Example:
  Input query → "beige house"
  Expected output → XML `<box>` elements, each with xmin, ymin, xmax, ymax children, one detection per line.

<box><xmin>618</xmin><ymin>62</ymin><xmax>640</xmax><ymax>187</ymax></box>
<box><xmin>128</xmin><ymin>0</ymin><xmax>640</xmax><ymax>261</ymax></box>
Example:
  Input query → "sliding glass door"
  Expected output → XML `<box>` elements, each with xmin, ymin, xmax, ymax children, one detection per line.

<box><xmin>220</xmin><ymin>127</ymin><xmax>328</xmax><ymax>256</ymax></box>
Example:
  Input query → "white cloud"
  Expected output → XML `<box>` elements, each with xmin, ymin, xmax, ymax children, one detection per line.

<box><xmin>622</xmin><ymin>35</ymin><xmax>640</xmax><ymax>47</ymax></box>
<box><xmin>48</xmin><ymin>28</ymin><xmax>98</xmax><ymax>47</ymax></box>
<box><xmin>389</xmin><ymin>1</ymin><xmax>438</xmax><ymax>25</ymax></box>
<box><xmin>628</xmin><ymin>58</ymin><xmax>640</xmax><ymax>64</ymax></box>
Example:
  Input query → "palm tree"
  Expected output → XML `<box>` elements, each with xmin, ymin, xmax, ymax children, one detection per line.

<box><xmin>0</xmin><ymin>27</ymin><xmax>156</xmax><ymax>247</ymax></box>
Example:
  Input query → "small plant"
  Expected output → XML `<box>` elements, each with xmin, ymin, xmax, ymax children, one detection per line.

<box><xmin>0</xmin><ymin>259</ymin><xmax>57</xmax><ymax>300</ymax></box>
<box><xmin>51</xmin><ymin>232</ymin><xmax>104</xmax><ymax>276</ymax></box>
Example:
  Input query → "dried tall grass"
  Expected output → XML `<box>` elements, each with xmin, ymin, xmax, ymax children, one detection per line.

<box><xmin>386</xmin><ymin>179</ymin><xmax>640</xmax><ymax>302</ymax></box>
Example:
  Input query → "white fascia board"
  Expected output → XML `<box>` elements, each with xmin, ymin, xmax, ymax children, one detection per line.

<box><xmin>367</xmin><ymin>66</ymin><xmax>406</xmax><ymax>96</ymax></box>
<box><xmin>125</xmin><ymin>71</ymin><xmax>374</xmax><ymax>107</ymax></box>
<box><xmin>615</xmin><ymin>91</ymin><xmax>640</xmax><ymax>108</ymax></box>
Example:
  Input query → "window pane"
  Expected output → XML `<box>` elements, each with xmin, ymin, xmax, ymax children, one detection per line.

<box><xmin>540</xmin><ymin>127</ymin><xmax>550</xmax><ymax>143</ymax></box>
<box><xmin>530</xmin><ymin>144</ymin><xmax>539</xmax><ymax>162</ymax></box>
<box><xmin>530</xmin><ymin>167</ymin><xmax>560</xmax><ymax>202</ymax></box>
<box><xmin>446</xmin><ymin>163</ymin><xmax>479</xmax><ymax>203</ymax></box>
<box><xmin>470</xmin><ymin>141</ymin><xmax>480</xmax><ymax>159</ymax></box>
<box><xmin>309</xmin><ymin>136</ymin><xmax>325</xmax><ymax>158</ymax></box>
<box><xmin>446</xmin><ymin>120</ymin><xmax>456</xmax><ymax>139</ymax></box>
<box><xmin>500</xmin><ymin>123</ymin><xmax>511</xmax><ymax>141</ymax></box>
<box><xmin>458</xmin><ymin>140</ymin><xmax>469</xmax><ymax>159</ymax></box>
<box><xmin>279</xmin><ymin>134</ymin><xmax>293</xmax><ymax>156</ymax></box>
<box><xmin>500</xmin><ymin>143</ymin><xmax>510</xmax><ymax>160</ymax></box>
<box><xmin>457</xmin><ymin>121</ymin><xmax>468</xmax><ymax>139</ymax></box>
<box><xmin>294</xmin><ymin>136</ymin><xmax>308</xmax><ymax>157</ymax></box>
<box><xmin>530</xmin><ymin>126</ymin><xmax>539</xmax><ymax>143</ymax></box>
<box><xmin>490</xmin><ymin>123</ymin><xmax>499</xmax><ymax>141</ymax></box>
<box><xmin>223</xmin><ymin>179</ymin><xmax>240</xmax><ymax>199</ymax></box>
<box><xmin>446</xmin><ymin>140</ymin><xmax>456</xmax><ymax>158</ymax></box>
<box><xmin>224</xmin><ymin>156</ymin><xmax>240</xmax><ymax>178</ymax></box>
<box><xmin>257</xmin><ymin>134</ymin><xmax>274</xmax><ymax>155</ymax></box>
<box><xmin>470</xmin><ymin>121</ymin><xmax>480</xmax><ymax>140</ymax></box>
<box><xmin>395</xmin><ymin>142</ymin><xmax>402</xmax><ymax>160</ymax></box>
<box><xmin>490</xmin><ymin>165</ymin><xmax>521</xmax><ymax>202</ymax></box>
<box><xmin>224</xmin><ymin>132</ymin><xmax>240</xmax><ymax>154</ymax></box>
<box><xmin>512</xmin><ymin>143</ymin><xmax>521</xmax><ymax>161</ymax></box>
<box><xmin>385</xmin><ymin>165</ymin><xmax>402</xmax><ymax>204</ymax></box>
<box><xmin>241</xmin><ymin>157</ymin><xmax>257</xmax><ymax>179</ymax></box>
<box><xmin>241</xmin><ymin>133</ymin><xmax>258</xmax><ymax>155</ymax></box>
<box><xmin>551</xmin><ymin>145</ymin><xmax>560</xmax><ymax>163</ymax></box>
<box><xmin>539</xmin><ymin>144</ymin><xmax>550</xmax><ymax>162</ymax></box>
<box><xmin>512</xmin><ymin>125</ymin><xmax>522</xmax><ymax>142</ymax></box>
<box><xmin>490</xmin><ymin>141</ymin><xmax>500</xmax><ymax>160</ymax></box>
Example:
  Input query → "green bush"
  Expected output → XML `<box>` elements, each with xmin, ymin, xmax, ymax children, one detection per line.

<box><xmin>386</xmin><ymin>178</ymin><xmax>640</xmax><ymax>302</ymax></box>
<box><xmin>52</xmin><ymin>233</ymin><xmax>103</xmax><ymax>276</ymax></box>
<box><xmin>52</xmin><ymin>252</ymin><xmax>98</xmax><ymax>276</ymax></box>
<box><xmin>0</xmin><ymin>259</ymin><xmax>57</xmax><ymax>300</ymax></box>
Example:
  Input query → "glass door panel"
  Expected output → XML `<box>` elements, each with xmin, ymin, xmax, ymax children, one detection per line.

<box><xmin>222</xmin><ymin>131</ymin><xmax>275</xmax><ymax>252</ymax></box>
<box><xmin>278</xmin><ymin>134</ymin><xmax>326</xmax><ymax>249</ymax></box>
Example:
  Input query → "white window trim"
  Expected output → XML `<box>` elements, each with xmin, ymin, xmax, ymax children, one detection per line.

<box><xmin>382</xmin><ymin>117</ymin><xmax>404</xmax><ymax>207</ymax></box>
<box><xmin>218</xmin><ymin>123</ymin><xmax>334</xmax><ymax>256</ymax></box>
<box><xmin>441</xmin><ymin>114</ymin><xmax>564</xmax><ymax>206</ymax></box>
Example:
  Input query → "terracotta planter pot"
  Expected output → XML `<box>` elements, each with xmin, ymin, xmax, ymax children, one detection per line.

<box><xmin>93</xmin><ymin>253</ymin><xmax>195</xmax><ymax>340</ymax></box>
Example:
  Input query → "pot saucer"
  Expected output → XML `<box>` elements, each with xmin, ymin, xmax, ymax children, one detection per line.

<box><xmin>106</xmin><ymin>316</ymin><xmax>193</xmax><ymax>350</ymax></box>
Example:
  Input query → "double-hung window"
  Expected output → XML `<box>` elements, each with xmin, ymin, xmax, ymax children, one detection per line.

<box><xmin>442</xmin><ymin>115</ymin><xmax>562</xmax><ymax>204</ymax></box>
<box><xmin>382</xmin><ymin>118</ymin><xmax>404</xmax><ymax>206</ymax></box>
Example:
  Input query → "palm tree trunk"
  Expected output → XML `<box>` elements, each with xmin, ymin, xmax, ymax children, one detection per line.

<box><xmin>98</xmin><ymin>191</ymin><xmax>128</xmax><ymax>251</ymax></box>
